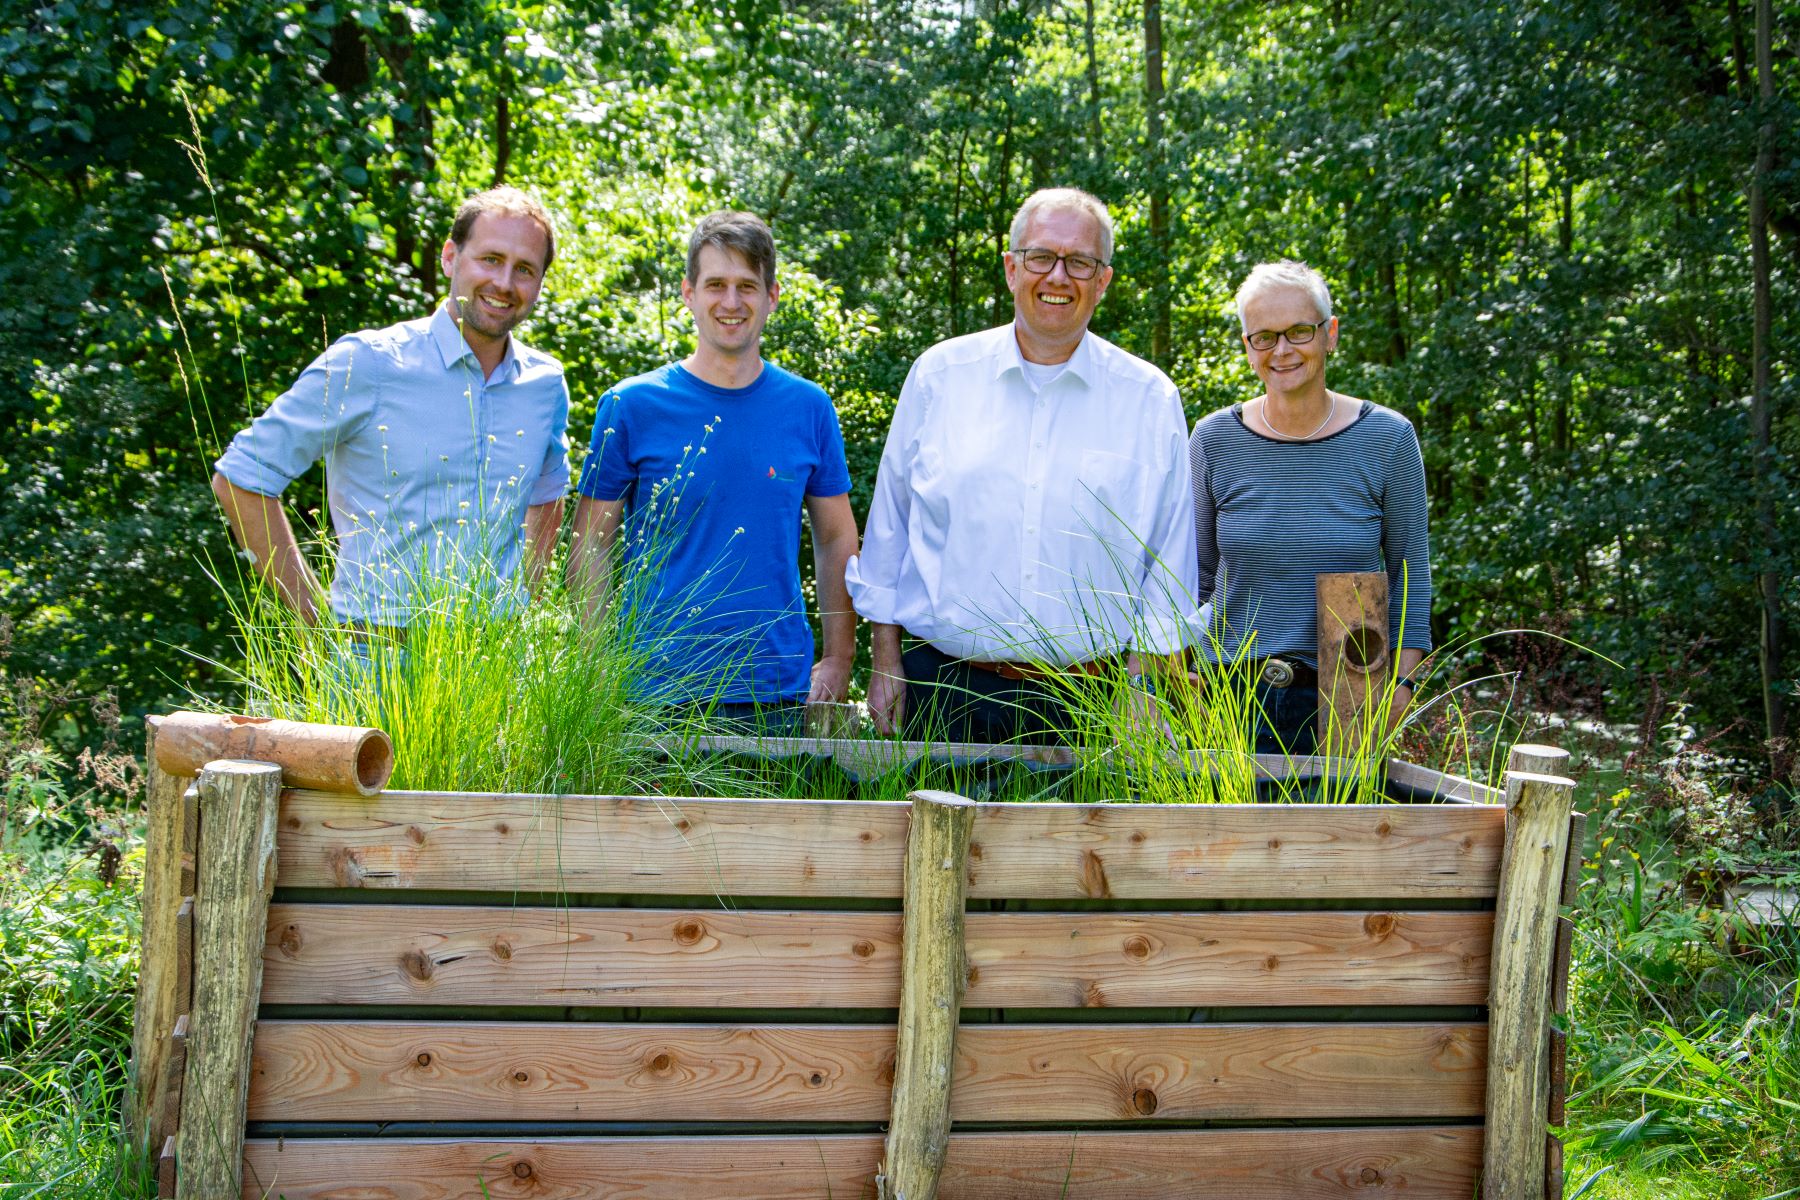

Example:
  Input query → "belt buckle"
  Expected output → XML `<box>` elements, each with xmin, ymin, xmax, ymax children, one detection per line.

<box><xmin>1261</xmin><ymin>658</ymin><xmax>1296</xmax><ymax>688</ymax></box>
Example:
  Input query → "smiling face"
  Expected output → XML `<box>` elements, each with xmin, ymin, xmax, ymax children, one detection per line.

<box><xmin>441</xmin><ymin>212</ymin><xmax>549</xmax><ymax>351</ymax></box>
<box><xmin>1005</xmin><ymin>205</ymin><xmax>1113</xmax><ymax>363</ymax></box>
<box><xmin>682</xmin><ymin>243</ymin><xmax>778</xmax><ymax>365</ymax></box>
<box><xmin>1241</xmin><ymin>285</ymin><xmax>1337</xmax><ymax>401</ymax></box>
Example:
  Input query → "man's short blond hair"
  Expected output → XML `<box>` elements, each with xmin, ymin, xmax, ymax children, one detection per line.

<box><xmin>1008</xmin><ymin>187</ymin><xmax>1114</xmax><ymax>263</ymax></box>
<box><xmin>449</xmin><ymin>186</ymin><xmax>558</xmax><ymax>270</ymax></box>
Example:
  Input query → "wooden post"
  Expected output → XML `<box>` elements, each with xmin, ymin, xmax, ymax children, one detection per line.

<box><xmin>130</xmin><ymin>717</ymin><xmax>189</xmax><ymax>1154</ymax></box>
<box><xmin>878</xmin><ymin>790</ymin><xmax>976</xmax><ymax>1200</ymax></box>
<box><xmin>1483</xmin><ymin>743</ymin><xmax>1575</xmax><ymax>1200</ymax></box>
<box><xmin>1316</xmin><ymin>571</ymin><xmax>1390</xmax><ymax>747</ymax></box>
<box><xmin>176</xmin><ymin>759</ymin><xmax>283</xmax><ymax>1200</ymax></box>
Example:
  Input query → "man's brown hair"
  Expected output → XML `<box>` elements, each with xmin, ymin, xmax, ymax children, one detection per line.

<box><xmin>449</xmin><ymin>187</ymin><xmax>557</xmax><ymax>270</ymax></box>
<box><xmin>685</xmin><ymin>211</ymin><xmax>777</xmax><ymax>289</ymax></box>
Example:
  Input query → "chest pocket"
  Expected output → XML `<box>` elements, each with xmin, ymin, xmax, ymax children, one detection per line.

<box><xmin>1073</xmin><ymin>448</ymin><xmax>1156</xmax><ymax>540</ymax></box>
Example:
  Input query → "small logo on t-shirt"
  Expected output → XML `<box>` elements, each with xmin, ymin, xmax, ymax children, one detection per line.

<box><xmin>767</xmin><ymin>466</ymin><xmax>797</xmax><ymax>483</ymax></box>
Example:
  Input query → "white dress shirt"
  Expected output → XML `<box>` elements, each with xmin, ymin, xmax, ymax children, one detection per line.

<box><xmin>845</xmin><ymin>323</ymin><xmax>1200</xmax><ymax>664</ymax></box>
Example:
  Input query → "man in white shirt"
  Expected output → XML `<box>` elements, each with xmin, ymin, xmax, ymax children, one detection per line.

<box><xmin>845</xmin><ymin>187</ymin><xmax>1199</xmax><ymax>743</ymax></box>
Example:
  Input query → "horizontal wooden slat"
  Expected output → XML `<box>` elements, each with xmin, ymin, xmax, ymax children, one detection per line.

<box><xmin>278</xmin><ymin>792</ymin><xmax>1504</xmax><ymax>899</ymax></box>
<box><xmin>242</xmin><ymin>1126</ymin><xmax>1482</xmax><ymax>1199</ymax></box>
<box><xmin>247</xmin><ymin>1021</ymin><xmax>1485</xmax><ymax>1123</ymax></box>
<box><xmin>261</xmin><ymin>905</ymin><xmax>1492</xmax><ymax>1008</ymax></box>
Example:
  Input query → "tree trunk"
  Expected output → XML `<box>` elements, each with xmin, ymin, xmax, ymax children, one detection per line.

<box><xmin>492</xmin><ymin>91</ymin><xmax>512</xmax><ymax>186</ymax></box>
<box><xmin>1750</xmin><ymin>0</ymin><xmax>1787</xmax><ymax>757</ymax></box>
<box><xmin>1085</xmin><ymin>0</ymin><xmax>1105</xmax><ymax>166</ymax></box>
<box><xmin>1144</xmin><ymin>0</ymin><xmax>1170</xmax><ymax>366</ymax></box>
<box><xmin>991</xmin><ymin>102</ymin><xmax>1016</xmax><ymax>325</ymax></box>
<box><xmin>949</xmin><ymin>128</ymin><xmax>969</xmax><ymax>337</ymax></box>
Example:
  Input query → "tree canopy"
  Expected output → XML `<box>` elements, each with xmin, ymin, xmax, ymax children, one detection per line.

<box><xmin>2</xmin><ymin>0</ymin><xmax>1795</xmax><ymax>762</ymax></box>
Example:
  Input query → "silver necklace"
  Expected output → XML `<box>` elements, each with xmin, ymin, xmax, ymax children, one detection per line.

<box><xmin>1262</xmin><ymin>394</ymin><xmax>1334</xmax><ymax>441</ymax></box>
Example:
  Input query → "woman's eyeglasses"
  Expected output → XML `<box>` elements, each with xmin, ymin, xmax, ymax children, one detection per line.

<box><xmin>1244</xmin><ymin>323</ymin><xmax>1321</xmax><ymax>351</ymax></box>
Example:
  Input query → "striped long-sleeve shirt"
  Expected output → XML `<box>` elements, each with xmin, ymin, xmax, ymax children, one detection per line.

<box><xmin>1188</xmin><ymin>399</ymin><xmax>1432</xmax><ymax>666</ymax></box>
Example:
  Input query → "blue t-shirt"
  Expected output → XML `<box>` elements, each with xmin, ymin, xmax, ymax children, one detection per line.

<box><xmin>578</xmin><ymin>361</ymin><xmax>852</xmax><ymax>703</ymax></box>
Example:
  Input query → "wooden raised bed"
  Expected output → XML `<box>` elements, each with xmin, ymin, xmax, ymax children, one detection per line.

<box><xmin>128</xmin><ymin>716</ymin><xmax>1582</xmax><ymax>1200</ymax></box>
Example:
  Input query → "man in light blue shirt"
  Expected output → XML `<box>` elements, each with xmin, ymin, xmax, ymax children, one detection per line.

<box><xmin>212</xmin><ymin>187</ymin><xmax>569</xmax><ymax>627</ymax></box>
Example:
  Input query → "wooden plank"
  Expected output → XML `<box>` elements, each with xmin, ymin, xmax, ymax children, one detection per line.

<box><xmin>881</xmin><ymin>792</ymin><xmax>976</xmax><ymax>1200</ymax></box>
<box><xmin>1385</xmin><ymin>756</ymin><xmax>1504</xmax><ymax>805</ymax></box>
<box><xmin>157</xmin><ymin>1135</ymin><xmax>176</xmax><ymax>1200</ymax></box>
<box><xmin>242</xmin><ymin>1127</ymin><xmax>1483</xmax><ymax>1199</ymax></box>
<box><xmin>245</xmin><ymin>1021</ymin><xmax>1484</xmax><ymax>1122</ymax></box>
<box><xmin>175</xmin><ymin>897</ymin><xmax>193</xmax><ymax>1018</ymax></box>
<box><xmin>1482</xmin><ymin>751</ymin><xmax>1576</xmax><ymax>1200</ymax></box>
<box><xmin>129</xmin><ymin>716</ymin><xmax>188</xmax><ymax>1153</ymax></box>
<box><xmin>261</xmin><ymin>905</ymin><xmax>1493</xmax><ymax>1009</ymax></box>
<box><xmin>278</xmin><ymin>793</ymin><xmax>1505</xmax><ymax>899</ymax></box>
<box><xmin>177</xmin><ymin>759</ymin><xmax>284</xmax><ymax>1200</ymax></box>
<box><xmin>158</xmin><ymin>1015</ymin><xmax>188</xmax><ymax>1162</ymax></box>
<box><xmin>1316</xmin><ymin>570</ymin><xmax>1391</xmax><ymax>746</ymax></box>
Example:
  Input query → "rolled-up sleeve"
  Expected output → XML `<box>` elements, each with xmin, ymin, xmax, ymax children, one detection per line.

<box><xmin>214</xmin><ymin>336</ymin><xmax>374</xmax><ymax>496</ymax></box>
<box><xmin>842</xmin><ymin>359</ymin><xmax>926</xmax><ymax>625</ymax></box>
<box><xmin>1131</xmin><ymin>382</ymin><xmax>1201</xmax><ymax>656</ymax></box>
<box><xmin>528</xmin><ymin>375</ymin><xmax>571</xmax><ymax>505</ymax></box>
<box><xmin>1383</xmin><ymin>422</ymin><xmax>1433</xmax><ymax>652</ymax></box>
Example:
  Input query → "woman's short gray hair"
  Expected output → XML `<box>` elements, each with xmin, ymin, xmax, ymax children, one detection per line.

<box><xmin>1009</xmin><ymin>188</ymin><xmax>1114</xmax><ymax>263</ymax></box>
<box><xmin>1235</xmin><ymin>260</ymin><xmax>1334</xmax><ymax>330</ymax></box>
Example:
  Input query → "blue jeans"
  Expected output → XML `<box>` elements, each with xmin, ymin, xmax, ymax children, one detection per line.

<box><xmin>1254</xmin><ymin>682</ymin><xmax>1319</xmax><ymax>757</ymax></box>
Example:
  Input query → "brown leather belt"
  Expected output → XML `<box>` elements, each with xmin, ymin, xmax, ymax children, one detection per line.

<box><xmin>960</xmin><ymin>656</ymin><xmax>1117</xmax><ymax>684</ymax></box>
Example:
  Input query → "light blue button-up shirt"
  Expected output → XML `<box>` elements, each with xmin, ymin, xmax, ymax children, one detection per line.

<box><xmin>215</xmin><ymin>304</ymin><xmax>570</xmax><ymax>625</ymax></box>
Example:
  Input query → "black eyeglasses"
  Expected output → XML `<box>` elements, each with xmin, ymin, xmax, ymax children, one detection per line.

<box><xmin>1011</xmin><ymin>247</ymin><xmax>1108</xmax><ymax>281</ymax></box>
<box><xmin>1245</xmin><ymin>323</ymin><xmax>1321</xmax><ymax>351</ymax></box>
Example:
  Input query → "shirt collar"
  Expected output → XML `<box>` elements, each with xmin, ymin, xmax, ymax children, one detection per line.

<box><xmin>430</xmin><ymin>301</ymin><xmax>518</xmax><ymax>380</ymax></box>
<box><xmin>995</xmin><ymin>322</ymin><xmax>1096</xmax><ymax>389</ymax></box>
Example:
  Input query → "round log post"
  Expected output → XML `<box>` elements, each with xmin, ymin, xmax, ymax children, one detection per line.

<box><xmin>1483</xmin><ymin>743</ymin><xmax>1576</xmax><ymax>1200</ymax></box>
<box><xmin>154</xmin><ymin>711</ymin><xmax>394</xmax><ymax>796</ymax></box>
<box><xmin>878</xmin><ymin>790</ymin><xmax>976</xmax><ymax>1200</ymax></box>
<box><xmin>176</xmin><ymin>759</ymin><xmax>283</xmax><ymax>1200</ymax></box>
<box><xmin>1315</xmin><ymin>571</ymin><xmax>1390</xmax><ymax>749</ymax></box>
<box><xmin>130</xmin><ymin>716</ymin><xmax>189</xmax><ymax>1155</ymax></box>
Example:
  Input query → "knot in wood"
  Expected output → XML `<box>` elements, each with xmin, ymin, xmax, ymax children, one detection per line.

<box><xmin>1361</xmin><ymin>1167</ymin><xmax>1383</xmax><ymax>1184</ymax></box>
<box><xmin>808</xmin><ymin>1072</ymin><xmax>825</xmax><ymax>1087</ymax></box>
<box><xmin>1363</xmin><ymin>913</ymin><xmax>1397</xmax><ymax>939</ymax></box>
<box><xmin>492</xmin><ymin>939</ymin><xmax>513</xmax><ymax>961</ymax></box>
<box><xmin>1267</xmin><ymin>837</ymin><xmax>1282</xmax><ymax>850</ymax></box>
<box><xmin>495</xmin><ymin>822</ymin><xmax>510</xmax><ymax>836</ymax></box>
<box><xmin>672</xmin><ymin>918</ymin><xmax>706</xmax><ymax>946</ymax></box>
<box><xmin>1376</xmin><ymin>819</ymin><xmax>1392</xmax><ymax>837</ymax></box>
<box><xmin>852</xmin><ymin>939</ymin><xmax>876</xmax><ymax>959</ymax></box>
<box><xmin>400</xmin><ymin>950</ymin><xmax>433</xmax><ymax>981</ymax></box>
<box><xmin>1263</xmin><ymin>955</ymin><xmax>1280</xmax><ymax>971</ymax></box>
<box><xmin>513</xmin><ymin>1070</ymin><xmax>530</xmax><ymax>1083</ymax></box>
<box><xmin>650</xmin><ymin>1053</ymin><xmax>674</xmax><ymax>1074</ymax></box>
<box><xmin>1123</xmin><ymin>935</ymin><xmax>1153</xmax><ymax>960</ymax></box>
<box><xmin>278</xmin><ymin>924</ymin><xmax>303</xmax><ymax>956</ymax></box>
<box><xmin>1131</xmin><ymin>1087</ymin><xmax>1159</xmax><ymax>1116</ymax></box>
<box><xmin>512</xmin><ymin>1162</ymin><xmax>534</xmax><ymax>1180</ymax></box>
<box><xmin>414</xmin><ymin>1052</ymin><xmax>432</xmax><ymax>1067</ymax></box>
<box><xmin>405</xmin><ymin>825</ymin><xmax>425</xmax><ymax>845</ymax></box>
<box><xmin>675</xmin><ymin>818</ymin><xmax>692</xmax><ymax>833</ymax></box>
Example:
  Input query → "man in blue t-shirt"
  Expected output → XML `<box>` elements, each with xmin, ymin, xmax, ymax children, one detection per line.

<box><xmin>567</xmin><ymin>211</ymin><xmax>859</xmax><ymax>731</ymax></box>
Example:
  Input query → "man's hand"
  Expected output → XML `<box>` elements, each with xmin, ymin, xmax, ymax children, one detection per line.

<box><xmin>867</xmin><ymin>667</ymin><xmax>907</xmax><ymax>736</ymax></box>
<box><xmin>868</xmin><ymin>621</ymin><xmax>907</xmax><ymax>736</ymax></box>
<box><xmin>211</xmin><ymin>472</ymin><xmax>323</xmax><ymax>625</ymax></box>
<box><xmin>808</xmin><ymin>655</ymin><xmax>853</xmax><ymax>704</ymax></box>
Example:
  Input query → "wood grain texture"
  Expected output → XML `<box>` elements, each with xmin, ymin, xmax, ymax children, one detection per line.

<box><xmin>155</xmin><ymin>710</ymin><xmax>393</xmax><ymax>796</ymax></box>
<box><xmin>1483</xmin><ymin>758</ymin><xmax>1576</xmax><ymax>1200</ymax></box>
<box><xmin>241</xmin><ymin>1127</ymin><xmax>1482</xmax><ymax>1199</ymax></box>
<box><xmin>244</xmin><ymin>1021</ymin><xmax>1484</xmax><ymax>1122</ymax></box>
<box><xmin>260</xmin><ymin>905</ymin><xmax>1493</xmax><ymax>1009</ymax></box>
<box><xmin>177</xmin><ymin>759</ymin><xmax>283</xmax><ymax>1200</ymax></box>
<box><xmin>129</xmin><ymin>717</ymin><xmax>189</xmax><ymax>1153</ymax></box>
<box><xmin>1316</xmin><ymin>570</ymin><xmax>1391</xmax><ymax>746</ymax></box>
<box><xmin>880</xmin><ymin>791</ymin><xmax>975</xmax><ymax>1200</ymax></box>
<box><xmin>277</xmin><ymin>792</ymin><xmax>1504</xmax><ymax>899</ymax></box>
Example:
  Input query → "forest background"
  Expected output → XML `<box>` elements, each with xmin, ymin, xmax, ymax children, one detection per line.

<box><xmin>2</xmin><ymin>0</ymin><xmax>1797</xmax><ymax>773</ymax></box>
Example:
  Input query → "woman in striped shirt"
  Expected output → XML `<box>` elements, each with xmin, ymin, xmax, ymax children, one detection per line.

<box><xmin>1188</xmin><ymin>261</ymin><xmax>1432</xmax><ymax>755</ymax></box>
